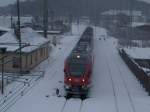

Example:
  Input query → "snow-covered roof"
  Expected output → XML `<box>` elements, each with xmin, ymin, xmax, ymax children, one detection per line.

<box><xmin>0</xmin><ymin>16</ymin><xmax>33</xmax><ymax>28</ymax></box>
<box><xmin>101</xmin><ymin>10</ymin><xmax>143</xmax><ymax>16</ymax></box>
<box><xmin>0</xmin><ymin>27</ymin><xmax>50</xmax><ymax>53</ymax></box>
<box><xmin>0</xmin><ymin>26</ymin><xmax>11</xmax><ymax>32</ymax></box>
<box><xmin>131</xmin><ymin>22</ymin><xmax>150</xmax><ymax>27</ymax></box>
<box><xmin>124</xmin><ymin>47</ymin><xmax>150</xmax><ymax>59</ymax></box>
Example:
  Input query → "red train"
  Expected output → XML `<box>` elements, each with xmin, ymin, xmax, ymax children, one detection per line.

<box><xmin>64</xmin><ymin>27</ymin><xmax>93</xmax><ymax>98</ymax></box>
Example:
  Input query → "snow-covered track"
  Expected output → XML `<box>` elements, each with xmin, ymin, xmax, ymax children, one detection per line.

<box><xmin>61</xmin><ymin>98</ymin><xmax>83</xmax><ymax>112</ymax></box>
<box><xmin>103</xmin><ymin>39</ymin><xmax>141</xmax><ymax>112</ymax></box>
<box><xmin>115</xmin><ymin>58</ymin><xmax>136</xmax><ymax>112</ymax></box>
<box><xmin>0</xmin><ymin>75</ymin><xmax>43</xmax><ymax>112</ymax></box>
<box><xmin>104</xmin><ymin>52</ymin><xmax>120</xmax><ymax>112</ymax></box>
<box><xmin>60</xmin><ymin>99</ymin><xmax>68</xmax><ymax>112</ymax></box>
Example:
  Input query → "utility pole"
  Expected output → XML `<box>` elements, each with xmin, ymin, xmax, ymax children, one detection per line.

<box><xmin>69</xmin><ymin>13</ymin><xmax>73</xmax><ymax>35</ymax></box>
<box><xmin>130</xmin><ymin>0</ymin><xmax>133</xmax><ymax>24</ymax></box>
<box><xmin>43</xmin><ymin>0</ymin><xmax>48</xmax><ymax>38</ymax></box>
<box><xmin>50</xmin><ymin>10</ymin><xmax>54</xmax><ymax>31</ymax></box>
<box><xmin>11</xmin><ymin>15</ymin><xmax>13</xmax><ymax>28</ymax></box>
<box><xmin>129</xmin><ymin>0</ymin><xmax>134</xmax><ymax>47</ymax></box>
<box><xmin>1</xmin><ymin>57</ymin><xmax>4</xmax><ymax>94</ymax></box>
<box><xmin>10</xmin><ymin>7</ymin><xmax>13</xmax><ymax>28</ymax></box>
<box><xmin>17</xmin><ymin>0</ymin><xmax>22</xmax><ymax>74</ymax></box>
<box><xmin>0</xmin><ymin>48</ymin><xmax>6</xmax><ymax>94</ymax></box>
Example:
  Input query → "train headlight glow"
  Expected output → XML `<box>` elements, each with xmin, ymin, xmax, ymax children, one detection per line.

<box><xmin>77</xmin><ymin>55</ymin><xmax>80</xmax><ymax>58</ymax></box>
<box><xmin>82</xmin><ymin>78</ymin><xmax>85</xmax><ymax>82</ymax></box>
<box><xmin>68</xmin><ymin>78</ymin><xmax>72</xmax><ymax>81</ymax></box>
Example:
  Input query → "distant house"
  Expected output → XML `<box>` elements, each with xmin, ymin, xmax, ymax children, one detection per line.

<box><xmin>0</xmin><ymin>27</ymin><xmax>50</xmax><ymax>73</ymax></box>
<box><xmin>101</xmin><ymin>9</ymin><xmax>146</xmax><ymax>29</ymax></box>
<box><xmin>0</xmin><ymin>26</ymin><xmax>10</xmax><ymax>36</ymax></box>
<box><xmin>0</xmin><ymin>16</ymin><xmax>33</xmax><ymax>28</ymax></box>
<box><xmin>50</xmin><ymin>20</ymin><xmax>70</xmax><ymax>33</ymax></box>
<box><xmin>101</xmin><ymin>10</ymin><xmax>146</xmax><ymax>22</ymax></box>
<box><xmin>130</xmin><ymin>24</ymin><xmax>150</xmax><ymax>40</ymax></box>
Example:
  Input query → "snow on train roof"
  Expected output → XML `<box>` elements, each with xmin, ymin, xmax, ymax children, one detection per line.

<box><xmin>0</xmin><ymin>27</ymin><xmax>49</xmax><ymax>53</ymax></box>
<box><xmin>124</xmin><ymin>47</ymin><xmax>150</xmax><ymax>59</ymax></box>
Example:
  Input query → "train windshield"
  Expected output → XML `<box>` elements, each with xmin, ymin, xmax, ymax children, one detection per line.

<box><xmin>69</xmin><ymin>63</ymin><xmax>85</xmax><ymax>76</ymax></box>
<box><xmin>67</xmin><ymin>54</ymin><xmax>89</xmax><ymax>76</ymax></box>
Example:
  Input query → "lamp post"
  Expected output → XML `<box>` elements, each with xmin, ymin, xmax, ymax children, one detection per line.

<box><xmin>0</xmin><ymin>48</ymin><xmax>7</xmax><ymax>94</ymax></box>
<box><xmin>43</xmin><ymin>0</ymin><xmax>48</xmax><ymax>38</ymax></box>
<box><xmin>129</xmin><ymin>0</ymin><xmax>134</xmax><ymax>47</ymax></box>
<box><xmin>16</xmin><ymin>0</ymin><xmax>22</xmax><ymax>74</ymax></box>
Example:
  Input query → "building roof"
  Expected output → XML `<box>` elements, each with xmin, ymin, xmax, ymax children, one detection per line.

<box><xmin>0</xmin><ymin>27</ymin><xmax>50</xmax><ymax>53</ymax></box>
<box><xmin>131</xmin><ymin>22</ymin><xmax>150</xmax><ymax>27</ymax></box>
<box><xmin>0</xmin><ymin>16</ymin><xmax>33</xmax><ymax>28</ymax></box>
<box><xmin>101</xmin><ymin>10</ymin><xmax>143</xmax><ymax>16</ymax></box>
<box><xmin>0</xmin><ymin>26</ymin><xmax>11</xmax><ymax>32</ymax></box>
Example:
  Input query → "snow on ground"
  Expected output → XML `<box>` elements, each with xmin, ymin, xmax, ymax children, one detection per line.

<box><xmin>4</xmin><ymin>25</ymin><xmax>150</xmax><ymax>112</ymax></box>
<box><xmin>63</xmin><ymin>98</ymin><xmax>82</xmax><ymax>112</ymax></box>
<box><xmin>4</xmin><ymin>24</ymin><xmax>87</xmax><ymax>112</ymax></box>
<box><xmin>82</xmin><ymin>27</ymin><xmax>150</xmax><ymax>112</ymax></box>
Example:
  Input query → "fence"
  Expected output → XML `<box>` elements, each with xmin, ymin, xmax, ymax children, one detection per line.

<box><xmin>118</xmin><ymin>49</ymin><xmax>150</xmax><ymax>95</ymax></box>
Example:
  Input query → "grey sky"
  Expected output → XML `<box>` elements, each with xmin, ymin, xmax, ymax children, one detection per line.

<box><xmin>0</xmin><ymin>0</ymin><xmax>150</xmax><ymax>7</ymax></box>
<box><xmin>0</xmin><ymin>0</ymin><xmax>25</xmax><ymax>7</ymax></box>
<box><xmin>141</xmin><ymin>0</ymin><xmax>150</xmax><ymax>3</ymax></box>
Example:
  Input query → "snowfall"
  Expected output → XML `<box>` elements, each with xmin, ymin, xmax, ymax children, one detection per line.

<box><xmin>0</xmin><ymin>23</ymin><xmax>150</xmax><ymax>112</ymax></box>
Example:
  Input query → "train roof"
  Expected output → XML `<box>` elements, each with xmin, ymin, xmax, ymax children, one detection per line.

<box><xmin>67</xmin><ymin>52</ymin><xmax>91</xmax><ymax>64</ymax></box>
<box><xmin>72</xmin><ymin>43</ymin><xmax>91</xmax><ymax>53</ymax></box>
<box><xmin>66</xmin><ymin>26</ymin><xmax>93</xmax><ymax>63</ymax></box>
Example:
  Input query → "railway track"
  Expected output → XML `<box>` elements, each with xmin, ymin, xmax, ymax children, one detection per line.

<box><xmin>92</xmin><ymin>37</ymin><xmax>120</xmax><ymax>112</ymax></box>
<box><xmin>104</xmin><ymin>53</ymin><xmax>120</xmax><ymax>112</ymax></box>
<box><xmin>0</xmin><ymin>74</ymin><xmax>43</xmax><ymax>112</ymax></box>
<box><xmin>104</xmin><ymin>42</ymin><xmax>136</xmax><ymax>112</ymax></box>
<box><xmin>60</xmin><ymin>98</ymin><xmax>83</xmax><ymax>112</ymax></box>
<box><xmin>115</xmin><ymin>55</ymin><xmax>136</xmax><ymax>112</ymax></box>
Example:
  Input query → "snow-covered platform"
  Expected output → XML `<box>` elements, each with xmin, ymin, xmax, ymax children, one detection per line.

<box><xmin>124</xmin><ymin>47</ymin><xmax>150</xmax><ymax>60</ymax></box>
<box><xmin>122</xmin><ymin>47</ymin><xmax>150</xmax><ymax>75</ymax></box>
<box><xmin>3</xmin><ymin>26</ymin><xmax>150</xmax><ymax>112</ymax></box>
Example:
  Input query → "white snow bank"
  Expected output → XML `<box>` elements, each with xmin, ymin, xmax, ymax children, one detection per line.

<box><xmin>124</xmin><ymin>47</ymin><xmax>150</xmax><ymax>59</ymax></box>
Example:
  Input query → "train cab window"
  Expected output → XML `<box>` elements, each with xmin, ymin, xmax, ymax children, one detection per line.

<box><xmin>68</xmin><ymin>57</ymin><xmax>87</xmax><ymax>76</ymax></box>
<box><xmin>69</xmin><ymin>63</ymin><xmax>85</xmax><ymax>76</ymax></box>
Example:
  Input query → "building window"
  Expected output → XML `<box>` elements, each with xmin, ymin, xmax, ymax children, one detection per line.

<box><xmin>35</xmin><ymin>51</ymin><xmax>38</xmax><ymax>62</ymax></box>
<box><xmin>30</xmin><ymin>55</ymin><xmax>33</xmax><ymax>65</ymax></box>
<box><xmin>46</xmin><ymin>47</ymin><xmax>48</xmax><ymax>56</ymax></box>
<box><xmin>44</xmin><ymin>47</ymin><xmax>46</xmax><ymax>57</ymax></box>
<box><xmin>13</xmin><ymin>57</ymin><xmax>20</xmax><ymax>68</ymax></box>
<box><xmin>40</xmin><ymin>48</ymin><xmax>43</xmax><ymax>57</ymax></box>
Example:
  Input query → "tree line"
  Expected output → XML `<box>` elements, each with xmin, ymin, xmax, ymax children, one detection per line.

<box><xmin>0</xmin><ymin>0</ymin><xmax>150</xmax><ymax>21</ymax></box>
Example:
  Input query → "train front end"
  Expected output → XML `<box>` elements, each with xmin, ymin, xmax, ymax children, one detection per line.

<box><xmin>64</xmin><ymin>54</ymin><xmax>92</xmax><ymax>96</ymax></box>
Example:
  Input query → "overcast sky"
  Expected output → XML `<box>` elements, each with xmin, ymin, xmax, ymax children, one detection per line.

<box><xmin>142</xmin><ymin>0</ymin><xmax>150</xmax><ymax>3</ymax></box>
<box><xmin>0</xmin><ymin>0</ymin><xmax>150</xmax><ymax>7</ymax></box>
<box><xmin>0</xmin><ymin>0</ymin><xmax>25</xmax><ymax>7</ymax></box>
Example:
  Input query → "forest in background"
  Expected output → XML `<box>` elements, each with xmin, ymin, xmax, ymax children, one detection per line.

<box><xmin>0</xmin><ymin>0</ymin><xmax>150</xmax><ymax>21</ymax></box>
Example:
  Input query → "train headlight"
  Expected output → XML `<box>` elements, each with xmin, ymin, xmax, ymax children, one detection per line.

<box><xmin>77</xmin><ymin>55</ymin><xmax>80</xmax><ymax>58</ymax></box>
<box><xmin>68</xmin><ymin>78</ymin><xmax>72</xmax><ymax>82</ymax></box>
<box><xmin>82</xmin><ymin>78</ymin><xmax>85</xmax><ymax>82</ymax></box>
